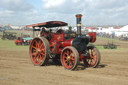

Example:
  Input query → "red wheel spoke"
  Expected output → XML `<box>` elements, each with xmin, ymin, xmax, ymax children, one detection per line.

<box><xmin>38</xmin><ymin>40</ymin><xmax>41</xmax><ymax>47</ymax></box>
<box><xmin>66</xmin><ymin>50</ymin><xmax>69</xmax><ymax>55</ymax></box>
<box><xmin>65</xmin><ymin>60</ymin><xmax>68</xmax><ymax>63</ymax></box>
<box><xmin>40</xmin><ymin>54</ymin><xmax>44</xmax><ymax>60</ymax></box>
<box><xmin>66</xmin><ymin>61</ymin><xmax>69</xmax><ymax>66</ymax></box>
<box><xmin>70</xmin><ymin>56</ymin><xmax>75</xmax><ymax>60</ymax></box>
<box><xmin>65</xmin><ymin>60</ymin><xmax>68</xmax><ymax>62</ymax></box>
<box><xmin>32</xmin><ymin>46</ymin><xmax>37</xmax><ymax>49</ymax></box>
<box><xmin>70</xmin><ymin>53</ymin><xmax>74</xmax><ymax>57</ymax></box>
<box><xmin>67</xmin><ymin>61</ymin><xmax>70</xmax><ymax>66</ymax></box>
<box><xmin>93</xmin><ymin>53</ymin><xmax>97</xmax><ymax>57</ymax></box>
<box><xmin>93</xmin><ymin>59</ymin><xmax>96</xmax><ymax>63</ymax></box>
<box><xmin>69</xmin><ymin>61</ymin><xmax>72</xmax><ymax>66</ymax></box>
<box><xmin>65</xmin><ymin>53</ymin><xmax>69</xmax><ymax>56</ymax></box>
<box><xmin>36</xmin><ymin>54</ymin><xmax>40</xmax><ymax>59</ymax></box>
<box><xmin>40</xmin><ymin>43</ymin><xmax>44</xmax><ymax>49</ymax></box>
<box><xmin>93</xmin><ymin>58</ymin><xmax>97</xmax><ymax>63</ymax></box>
<box><xmin>33</xmin><ymin>57</ymin><xmax>37</xmax><ymax>62</ymax></box>
<box><xmin>33</xmin><ymin>49</ymin><xmax>36</xmax><ymax>53</ymax></box>
<box><xmin>91</xmin><ymin>60</ymin><xmax>95</xmax><ymax>65</ymax></box>
<box><xmin>91</xmin><ymin>52</ymin><xmax>94</xmax><ymax>55</ymax></box>
<box><xmin>63</xmin><ymin>53</ymin><xmax>68</xmax><ymax>57</ymax></box>
<box><xmin>40</xmin><ymin>48</ymin><xmax>45</xmax><ymax>56</ymax></box>
<box><xmin>40</xmin><ymin>52</ymin><xmax>45</xmax><ymax>56</ymax></box>
<box><xmin>35</xmin><ymin>41</ymin><xmax>39</xmax><ymax>48</ymax></box>
<box><xmin>90</xmin><ymin>55</ymin><xmax>94</xmax><ymax>58</ymax></box>
<box><xmin>66</xmin><ymin>51</ymin><xmax>67</xmax><ymax>53</ymax></box>
<box><xmin>32</xmin><ymin>53</ymin><xmax>37</xmax><ymax>56</ymax></box>
<box><xmin>40</xmin><ymin>48</ymin><xmax>45</xmax><ymax>52</ymax></box>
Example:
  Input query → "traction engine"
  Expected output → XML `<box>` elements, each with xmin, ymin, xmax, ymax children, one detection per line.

<box><xmin>29</xmin><ymin>14</ymin><xmax>100</xmax><ymax>70</ymax></box>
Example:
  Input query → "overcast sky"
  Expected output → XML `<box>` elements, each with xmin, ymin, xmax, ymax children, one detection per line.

<box><xmin>0</xmin><ymin>0</ymin><xmax>128</xmax><ymax>26</ymax></box>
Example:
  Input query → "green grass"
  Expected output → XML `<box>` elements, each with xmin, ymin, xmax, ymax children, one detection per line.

<box><xmin>0</xmin><ymin>38</ymin><xmax>29</xmax><ymax>51</ymax></box>
<box><xmin>95</xmin><ymin>46</ymin><xmax>104</xmax><ymax>50</ymax></box>
<box><xmin>97</xmin><ymin>37</ymin><xmax>128</xmax><ymax>44</ymax></box>
<box><xmin>0</xmin><ymin>30</ymin><xmax>127</xmax><ymax>51</ymax></box>
<box><xmin>0</xmin><ymin>38</ymin><xmax>126</xmax><ymax>52</ymax></box>
<box><xmin>95</xmin><ymin>46</ymin><xmax>125</xmax><ymax>50</ymax></box>
<box><xmin>88</xmin><ymin>43</ymin><xmax>124</xmax><ymax>50</ymax></box>
<box><xmin>0</xmin><ymin>30</ymin><xmax>32</xmax><ymax>51</ymax></box>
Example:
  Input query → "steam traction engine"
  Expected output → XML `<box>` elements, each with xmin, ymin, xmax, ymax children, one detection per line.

<box><xmin>29</xmin><ymin>14</ymin><xmax>100</xmax><ymax>70</ymax></box>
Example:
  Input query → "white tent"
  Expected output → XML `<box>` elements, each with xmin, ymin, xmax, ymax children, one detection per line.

<box><xmin>113</xmin><ymin>25</ymin><xmax>128</xmax><ymax>37</ymax></box>
<box><xmin>118</xmin><ymin>25</ymin><xmax>128</xmax><ymax>32</ymax></box>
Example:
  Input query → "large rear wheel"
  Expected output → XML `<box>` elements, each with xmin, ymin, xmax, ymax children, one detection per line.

<box><xmin>84</xmin><ymin>46</ymin><xmax>100</xmax><ymax>68</ymax></box>
<box><xmin>29</xmin><ymin>37</ymin><xmax>50</xmax><ymax>66</ymax></box>
<box><xmin>61</xmin><ymin>46</ymin><xmax>79</xmax><ymax>70</ymax></box>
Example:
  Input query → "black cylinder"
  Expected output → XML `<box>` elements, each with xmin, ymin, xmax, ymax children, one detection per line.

<box><xmin>76</xmin><ymin>14</ymin><xmax>82</xmax><ymax>37</ymax></box>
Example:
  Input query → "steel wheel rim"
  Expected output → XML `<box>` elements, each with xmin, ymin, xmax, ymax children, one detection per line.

<box><xmin>86</xmin><ymin>48</ymin><xmax>98</xmax><ymax>67</ymax></box>
<box><xmin>61</xmin><ymin>48</ymin><xmax>76</xmax><ymax>69</ymax></box>
<box><xmin>30</xmin><ymin>38</ymin><xmax>45</xmax><ymax>65</ymax></box>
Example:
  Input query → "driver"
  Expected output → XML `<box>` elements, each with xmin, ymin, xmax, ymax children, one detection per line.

<box><xmin>40</xmin><ymin>27</ymin><xmax>46</xmax><ymax>35</ymax></box>
<box><xmin>56</xmin><ymin>29</ymin><xmax>64</xmax><ymax>34</ymax></box>
<box><xmin>41</xmin><ymin>27</ymin><xmax>46</xmax><ymax>32</ymax></box>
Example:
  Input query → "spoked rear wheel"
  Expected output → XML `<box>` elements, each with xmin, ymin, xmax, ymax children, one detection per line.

<box><xmin>61</xmin><ymin>46</ymin><xmax>79</xmax><ymax>70</ymax></box>
<box><xmin>29</xmin><ymin>37</ymin><xmax>50</xmax><ymax>66</ymax></box>
<box><xmin>84</xmin><ymin>46</ymin><xmax>100</xmax><ymax>68</ymax></box>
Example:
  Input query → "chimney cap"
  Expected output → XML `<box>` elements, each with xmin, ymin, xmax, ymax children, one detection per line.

<box><xmin>76</xmin><ymin>14</ymin><xmax>82</xmax><ymax>18</ymax></box>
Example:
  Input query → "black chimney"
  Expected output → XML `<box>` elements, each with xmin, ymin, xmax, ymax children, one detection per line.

<box><xmin>76</xmin><ymin>14</ymin><xmax>82</xmax><ymax>37</ymax></box>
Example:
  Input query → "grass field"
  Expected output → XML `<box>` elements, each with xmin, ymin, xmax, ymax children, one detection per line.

<box><xmin>0</xmin><ymin>31</ymin><xmax>128</xmax><ymax>85</ymax></box>
<box><xmin>0</xmin><ymin>38</ymin><xmax>29</xmax><ymax>51</ymax></box>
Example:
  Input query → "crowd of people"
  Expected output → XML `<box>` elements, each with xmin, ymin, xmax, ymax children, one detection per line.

<box><xmin>97</xmin><ymin>32</ymin><xmax>128</xmax><ymax>41</ymax></box>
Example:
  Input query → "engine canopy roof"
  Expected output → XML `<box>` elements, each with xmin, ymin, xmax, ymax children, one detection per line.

<box><xmin>26</xmin><ymin>21</ymin><xmax>68</xmax><ymax>28</ymax></box>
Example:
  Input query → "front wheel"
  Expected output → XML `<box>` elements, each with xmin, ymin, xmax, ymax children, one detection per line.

<box><xmin>84</xmin><ymin>46</ymin><xmax>100</xmax><ymax>68</ymax></box>
<box><xmin>29</xmin><ymin>37</ymin><xmax>50</xmax><ymax>66</ymax></box>
<box><xmin>61</xmin><ymin>46</ymin><xmax>79</xmax><ymax>70</ymax></box>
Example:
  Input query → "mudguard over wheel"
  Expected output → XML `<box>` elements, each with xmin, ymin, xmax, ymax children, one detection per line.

<box><xmin>29</xmin><ymin>37</ymin><xmax>50</xmax><ymax>66</ymax></box>
<box><xmin>61</xmin><ymin>46</ymin><xmax>79</xmax><ymax>70</ymax></box>
<box><xmin>84</xmin><ymin>46</ymin><xmax>100</xmax><ymax>68</ymax></box>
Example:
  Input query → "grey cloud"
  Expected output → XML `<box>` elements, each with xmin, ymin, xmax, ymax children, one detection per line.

<box><xmin>42</xmin><ymin>0</ymin><xmax>128</xmax><ymax>14</ymax></box>
<box><xmin>41</xmin><ymin>0</ymin><xmax>128</xmax><ymax>25</ymax></box>
<box><xmin>93</xmin><ymin>0</ymin><xmax>128</xmax><ymax>9</ymax></box>
<box><xmin>42</xmin><ymin>0</ymin><xmax>89</xmax><ymax>14</ymax></box>
<box><xmin>0</xmin><ymin>0</ymin><xmax>128</xmax><ymax>25</ymax></box>
<box><xmin>0</xmin><ymin>0</ymin><xmax>37</xmax><ymax>25</ymax></box>
<box><xmin>0</xmin><ymin>0</ymin><xmax>34</xmax><ymax>12</ymax></box>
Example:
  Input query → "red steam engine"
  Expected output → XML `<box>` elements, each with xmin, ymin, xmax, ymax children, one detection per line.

<box><xmin>28</xmin><ymin>14</ymin><xmax>100</xmax><ymax>70</ymax></box>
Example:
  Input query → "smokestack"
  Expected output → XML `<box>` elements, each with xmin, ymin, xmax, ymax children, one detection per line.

<box><xmin>76</xmin><ymin>14</ymin><xmax>82</xmax><ymax>37</ymax></box>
